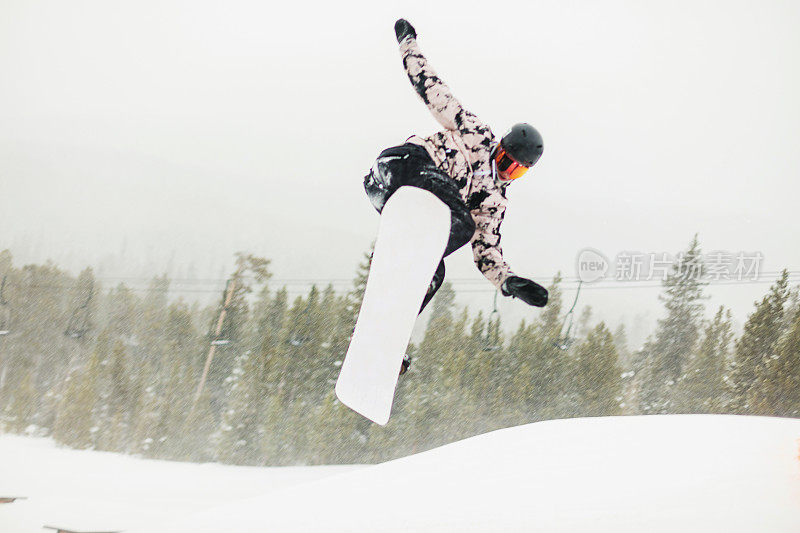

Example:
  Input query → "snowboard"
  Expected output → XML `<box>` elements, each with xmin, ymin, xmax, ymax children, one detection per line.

<box><xmin>335</xmin><ymin>186</ymin><xmax>450</xmax><ymax>425</ymax></box>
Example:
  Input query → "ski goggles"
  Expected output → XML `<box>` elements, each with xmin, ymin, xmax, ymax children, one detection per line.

<box><xmin>493</xmin><ymin>145</ymin><xmax>530</xmax><ymax>181</ymax></box>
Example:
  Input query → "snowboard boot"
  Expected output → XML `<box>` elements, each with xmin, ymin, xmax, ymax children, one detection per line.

<box><xmin>399</xmin><ymin>353</ymin><xmax>412</xmax><ymax>376</ymax></box>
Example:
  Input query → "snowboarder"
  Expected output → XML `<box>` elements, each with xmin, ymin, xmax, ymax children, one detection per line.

<box><xmin>364</xmin><ymin>19</ymin><xmax>549</xmax><ymax>374</ymax></box>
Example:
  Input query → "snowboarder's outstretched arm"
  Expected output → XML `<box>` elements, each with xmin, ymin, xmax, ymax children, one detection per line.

<box><xmin>471</xmin><ymin>194</ymin><xmax>512</xmax><ymax>289</ymax></box>
<box><xmin>395</xmin><ymin>20</ymin><xmax>484</xmax><ymax>137</ymax></box>
<box><xmin>471</xmin><ymin>196</ymin><xmax>547</xmax><ymax>307</ymax></box>
<box><xmin>471</xmin><ymin>189</ymin><xmax>547</xmax><ymax>307</ymax></box>
<box><xmin>470</xmin><ymin>187</ymin><xmax>547</xmax><ymax>307</ymax></box>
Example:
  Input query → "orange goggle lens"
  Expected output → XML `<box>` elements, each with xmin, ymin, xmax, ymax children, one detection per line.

<box><xmin>494</xmin><ymin>147</ymin><xmax>529</xmax><ymax>181</ymax></box>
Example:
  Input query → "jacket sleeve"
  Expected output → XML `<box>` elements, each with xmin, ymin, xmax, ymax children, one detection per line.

<box><xmin>399</xmin><ymin>37</ymin><xmax>484</xmax><ymax>137</ymax></box>
<box><xmin>470</xmin><ymin>188</ymin><xmax>513</xmax><ymax>290</ymax></box>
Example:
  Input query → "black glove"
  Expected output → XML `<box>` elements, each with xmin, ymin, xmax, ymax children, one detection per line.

<box><xmin>501</xmin><ymin>276</ymin><xmax>548</xmax><ymax>307</ymax></box>
<box><xmin>394</xmin><ymin>19</ymin><xmax>416</xmax><ymax>43</ymax></box>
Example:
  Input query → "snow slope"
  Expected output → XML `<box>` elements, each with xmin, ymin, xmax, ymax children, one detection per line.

<box><xmin>136</xmin><ymin>415</ymin><xmax>800</xmax><ymax>533</ymax></box>
<box><xmin>0</xmin><ymin>435</ymin><xmax>359</xmax><ymax>533</ymax></box>
<box><xmin>2</xmin><ymin>416</ymin><xmax>798</xmax><ymax>532</ymax></box>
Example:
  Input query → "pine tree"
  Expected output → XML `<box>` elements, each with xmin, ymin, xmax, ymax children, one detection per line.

<box><xmin>465</xmin><ymin>310</ymin><xmax>501</xmax><ymax>421</ymax></box>
<box><xmin>136</xmin><ymin>300</ymin><xmax>204</xmax><ymax>459</ymax></box>
<box><xmin>312</xmin><ymin>389</ymin><xmax>366</xmax><ymax>464</ymax></box>
<box><xmin>748</xmin><ymin>306</ymin><xmax>800</xmax><ymax>417</ymax></box>
<box><xmin>576</xmin><ymin>306</ymin><xmax>594</xmax><ymax>340</ymax></box>
<box><xmin>728</xmin><ymin>270</ymin><xmax>790</xmax><ymax>413</ymax></box>
<box><xmin>303</xmin><ymin>255</ymin><xmax>379</xmax><ymax>465</ymax></box>
<box><xmin>100</xmin><ymin>339</ymin><xmax>131</xmax><ymax>451</ymax></box>
<box><xmin>0</xmin><ymin>249</ymin><xmax>11</xmax><ymax>276</ymax></box>
<box><xmin>612</xmin><ymin>323</ymin><xmax>639</xmax><ymax>414</ymax></box>
<box><xmin>106</xmin><ymin>283</ymin><xmax>141</xmax><ymax>341</ymax></box>
<box><xmin>0</xmin><ymin>250</ymin><xmax>14</xmax><ymax>408</ymax></box>
<box><xmin>216</xmin><ymin>349</ymin><xmax>263</xmax><ymax>464</ymax></box>
<box><xmin>435</xmin><ymin>307</ymin><xmax>475</xmax><ymax>438</ymax></box>
<box><xmin>347</xmin><ymin>248</ymin><xmax>373</xmax><ymax>325</ymax></box>
<box><xmin>675</xmin><ymin>306</ymin><xmax>733</xmax><ymax>413</ymax></box>
<box><xmin>14</xmin><ymin>262</ymin><xmax>72</xmax><ymax>408</ymax></box>
<box><xmin>310</xmin><ymin>285</ymin><xmax>346</xmax><ymax>405</ymax></box>
<box><xmin>406</xmin><ymin>281</ymin><xmax>455</xmax><ymax>440</ymax></box>
<box><xmin>3</xmin><ymin>371</ymin><xmax>37</xmax><ymax>433</ymax></box>
<box><xmin>572</xmin><ymin>323</ymin><xmax>623</xmax><ymax>416</ymax></box>
<box><xmin>129</xmin><ymin>362</ymin><xmax>161</xmax><ymax>456</ymax></box>
<box><xmin>638</xmin><ymin>236</ymin><xmax>707</xmax><ymax>414</ymax></box>
<box><xmin>613</xmin><ymin>323</ymin><xmax>631</xmax><ymax>366</ymax></box>
<box><xmin>137</xmin><ymin>274</ymin><xmax>171</xmax><ymax>366</ymax></box>
<box><xmin>206</xmin><ymin>254</ymin><xmax>271</xmax><ymax>384</ymax></box>
<box><xmin>256</xmin><ymin>288</ymin><xmax>296</xmax><ymax>464</ymax></box>
<box><xmin>517</xmin><ymin>274</ymin><xmax>570</xmax><ymax>421</ymax></box>
<box><xmin>52</xmin><ymin>335</ymin><xmax>104</xmax><ymax>448</ymax></box>
<box><xmin>64</xmin><ymin>267</ymin><xmax>97</xmax><ymax>338</ymax></box>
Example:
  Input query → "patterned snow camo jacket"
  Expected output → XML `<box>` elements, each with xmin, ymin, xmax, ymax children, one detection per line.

<box><xmin>399</xmin><ymin>36</ymin><xmax>514</xmax><ymax>289</ymax></box>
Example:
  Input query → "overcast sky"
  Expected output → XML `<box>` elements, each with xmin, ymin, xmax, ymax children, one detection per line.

<box><xmin>1</xmin><ymin>0</ymin><xmax>799</xmax><ymax>343</ymax></box>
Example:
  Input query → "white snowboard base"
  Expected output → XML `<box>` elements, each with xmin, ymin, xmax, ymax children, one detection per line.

<box><xmin>335</xmin><ymin>186</ymin><xmax>450</xmax><ymax>425</ymax></box>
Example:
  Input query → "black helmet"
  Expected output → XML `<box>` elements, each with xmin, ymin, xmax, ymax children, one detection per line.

<box><xmin>500</xmin><ymin>123</ymin><xmax>544</xmax><ymax>167</ymax></box>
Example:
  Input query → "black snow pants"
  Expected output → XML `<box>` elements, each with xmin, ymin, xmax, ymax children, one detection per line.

<box><xmin>363</xmin><ymin>143</ymin><xmax>475</xmax><ymax>313</ymax></box>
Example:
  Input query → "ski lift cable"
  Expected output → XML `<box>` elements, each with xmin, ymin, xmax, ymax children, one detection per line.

<box><xmin>0</xmin><ymin>278</ymin><xmax>792</xmax><ymax>295</ymax></box>
<box><xmin>0</xmin><ymin>272</ymin><xmax>798</xmax><ymax>296</ymax></box>
<box><xmin>76</xmin><ymin>269</ymin><xmax>800</xmax><ymax>284</ymax></box>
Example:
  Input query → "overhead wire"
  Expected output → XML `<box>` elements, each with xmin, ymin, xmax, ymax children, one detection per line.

<box><xmin>0</xmin><ymin>272</ymin><xmax>797</xmax><ymax>295</ymax></box>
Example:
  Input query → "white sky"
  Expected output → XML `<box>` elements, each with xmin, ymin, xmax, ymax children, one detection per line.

<box><xmin>1</xmin><ymin>0</ymin><xmax>799</xmax><ymax>343</ymax></box>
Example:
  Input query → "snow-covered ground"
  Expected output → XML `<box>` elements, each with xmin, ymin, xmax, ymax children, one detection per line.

<box><xmin>3</xmin><ymin>415</ymin><xmax>800</xmax><ymax>532</ymax></box>
<box><xmin>0</xmin><ymin>435</ymin><xmax>359</xmax><ymax>532</ymax></box>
